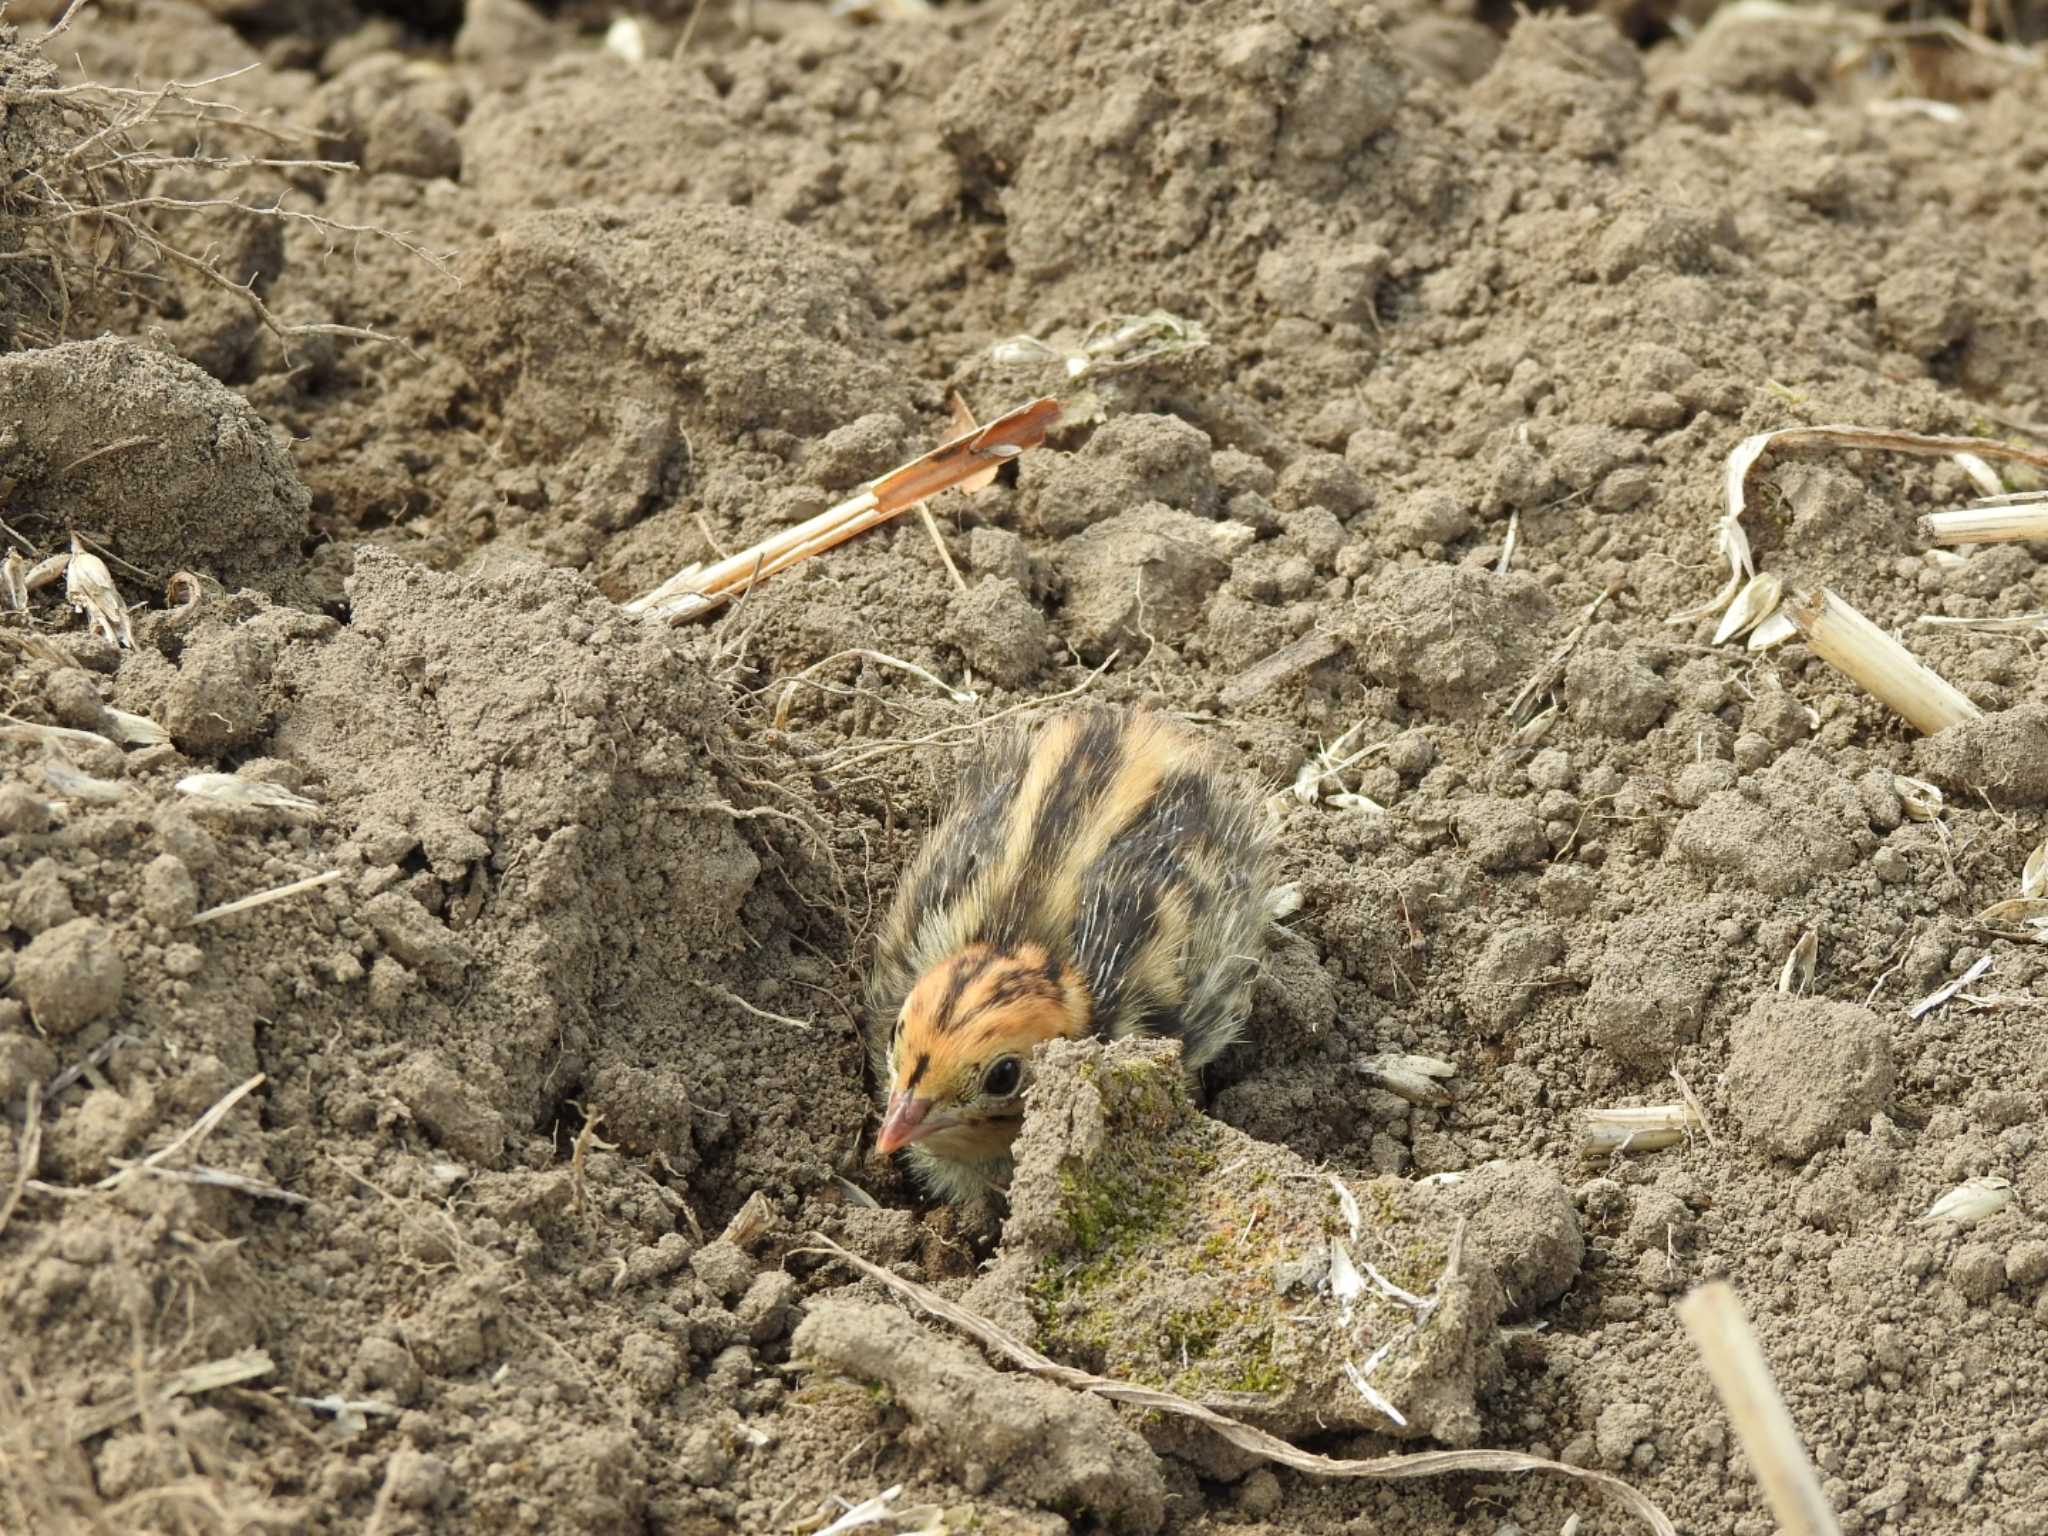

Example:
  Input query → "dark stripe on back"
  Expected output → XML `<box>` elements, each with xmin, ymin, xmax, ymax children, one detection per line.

<box><xmin>1072</xmin><ymin>767</ymin><xmax>1223</xmax><ymax>1032</ymax></box>
<box><xmin>986</xmin><ymin>712</ymin><xmax>1132</xmax><ymax>946</ymax></box>
<box><xmin>1029</xmin><ymin>712</ymin><xmax>1127</xmax><ymax>865</ymax></box>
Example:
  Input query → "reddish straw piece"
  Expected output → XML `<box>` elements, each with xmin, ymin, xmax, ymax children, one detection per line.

<box><xmin>629</xmin><ymin>396</ymin><xmax>1060</xmax><ymax>624</ymax></box>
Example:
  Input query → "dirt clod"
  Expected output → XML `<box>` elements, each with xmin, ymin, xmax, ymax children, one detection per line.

<box><xmin>0</xmin><ymin>338</ymin><xmax>309</xmax><ymax>593</ymax></box>
<box><xmin>13</xmin><ymin>916</ymin><xmax>125</xmax><ymax>1038</ymax></box>
<box><xmin>1726</xmin><ymin>993</ymin><xmax>1893</xmax><ymax>1160</ymax></box>
<box><xmin>794</xmin><ymin>1299</ymin><xmax>1168</xmax><ymax>1534</ymax></box>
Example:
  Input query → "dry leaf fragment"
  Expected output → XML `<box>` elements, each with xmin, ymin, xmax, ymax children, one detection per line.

<box><xmin>1777</xmin><ymin>929</ymin><xmax>1816</xmax><ymax>995</ymax></box>
<box><xmin>2022</xmin><ymin>841</ymin><xmax>2047</xmax><ymax>901</ymax></box>
<box><xmin>1893</xmin><ymin>775</ymin><xmax>1945</xmax><ymax>823</ymax></box>
<box><xmin>1713</xmin><ymin>572</ymin><xmax>1784</xmax><ymax>647</ymax></box>
<box><xmin>175</xmin><ymin>773</ymin><xmax>322</xmax><ymax>816</ymax></box>
<box><xmin>64</xmin><ymin>537</ymin><xmax>132</xmax><ymax>649</ymax></box>
<box><xmin>1949</xmin><ymin>452</ymin><xmax>2005</xmax><ymax>498</ymax></box>
<box><xmin>103</xmin><ymin>708</ymin><xmax>169</xmax><ymax>747</ymax></box>
<box><xmin>0</xmin><ymin>551</ymin><xmax>27</xmax><ymax>611</ymax></box>
<box><xmin>41</xmin><ymin>757</ymin><xmax>124</xmax><ymax>804</ymax></box>
<box><xmin>1971</xmin><ymin>898</ymin><xmax>2048</xmax><ymax>940</ymax></box>
<box><xmin>1915</xmin><ymin>1176</ymin><xmax>2013</xmax><ymax>1230</ymax></box>
<box><xmin>1746</xmin><ymin>608</ymin><xmax>1797</xmax><ymax>652</ymax></box>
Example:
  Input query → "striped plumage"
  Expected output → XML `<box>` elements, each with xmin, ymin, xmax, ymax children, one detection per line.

<box><xmin>868</xmin><ymin>707</ymin><xmax>1276</xmax><ymax>1201</ymax></box>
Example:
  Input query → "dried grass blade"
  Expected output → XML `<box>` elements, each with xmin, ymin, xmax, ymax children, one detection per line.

<box><xmin>2023</xmin><ymin>841</ymin><xmax>2048</xmax><ymax>901</ymax></box>
<box><xmin>803</xmin><ymin>1236</ymin><xmax>1678</xmax><ymax>1536</ymax></box>
<box><xmin>117</xmin><ymin>1162</ymin><xmax>310</xmax><ymax>1206</ymax></box>
<box><xmin>1915</xmin><ymin>611</ymin><xmax>2048</xmax><ymax>636</ymax></box>
<box><xmin>190</xmin><ymin>869</ymin><xmax>342</xmax><ymax>925</ymax></box>
<box><xmin>0</xmin><ymin>1085</ymin><xmax>42</xmax><ymax>1242</ymax></box>
<box><xmin>1907</xmin><ymin>954</ymin><xmax>1991</xmax><ymax>1020</ymax></box>
<box><xmin>96</xmin><ymin>1073</ymin><xmax>265</xmax><ymax>1191</ymax></box>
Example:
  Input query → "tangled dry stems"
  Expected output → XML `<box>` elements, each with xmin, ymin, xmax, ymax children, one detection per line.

<box><xmin>2</xmin><ymin>10</ymin><xmax>445</xmax><ymax>352</ymax></box>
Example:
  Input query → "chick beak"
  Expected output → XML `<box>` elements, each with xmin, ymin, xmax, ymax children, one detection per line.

<box><xmin>876</xmin><ymin>1092</ymin><xmax>934</xmax><ymax>1156</ymax></box>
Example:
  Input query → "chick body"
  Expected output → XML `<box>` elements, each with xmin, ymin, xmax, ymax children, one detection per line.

<box><xmin>869</xmin><ymin>707</ymin><xmax>1275</xmax><ymax>1200</ymax></box>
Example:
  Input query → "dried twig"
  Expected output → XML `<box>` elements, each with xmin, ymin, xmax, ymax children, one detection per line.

<box><xmin>803</xmin><ymin>1236</ymin><xmax>1678</xmax><ymax>1536</ymax></box>
<box><xmin>629</xmin><ymin>398</ymin><xmax>1059</xmax><ymax>623</ymax></box>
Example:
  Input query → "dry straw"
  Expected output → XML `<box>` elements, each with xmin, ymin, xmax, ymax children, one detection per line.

<box><xmin>1673</xmin><ymin>426</ymin><xmax>2048</xmax><ymax>627</ymax></box>
<box><xmin>628</xmin><ymin>398</ymin><xmax>1060</xmax><ymax>623</ymax></box>
<box><xmin>1920</xmin><ymin>493</ymin><xmax>2048</xmax><ymax>545</ymax></box>
<box><xmin>1677</xmin><ymin>1282</ymin><xmax>1842</xmax><ymax>1536</ymax></box>
<box><xmin>1580</xmin><ymin>1104</ymin><xmax>1706</xmax><ymax>1160</ymax></box>
<box><xmin>1782</xmin><ymin>587</ymin><xmax>1979</xmax><ymax>735</ymax></box>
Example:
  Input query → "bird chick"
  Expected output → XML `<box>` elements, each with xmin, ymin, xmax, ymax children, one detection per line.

<box><xmin>868</xmin><ymin>707</ymin><xmax>1276</xmax><ymax>1201</ymax></box>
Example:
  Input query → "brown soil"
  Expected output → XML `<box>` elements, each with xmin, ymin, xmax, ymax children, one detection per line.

<box><xmin>4</xmin><ymin>2</ymin><xmax>2048</xmax><ymax>1533</ymax></box>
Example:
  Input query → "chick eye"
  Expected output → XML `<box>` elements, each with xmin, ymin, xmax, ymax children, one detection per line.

<box><xmin>982</xmin><ymin>1056</ymin><xmax>1022</xmax><ymax>1098</ymax></box>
